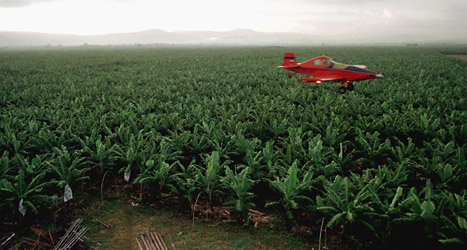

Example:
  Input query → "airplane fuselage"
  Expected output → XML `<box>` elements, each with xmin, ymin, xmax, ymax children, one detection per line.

<box><xmin>285</xmin><ymin>65</ymin><xmax>379</xmax><ymax>82</ymax></box>
<box><xmin>280</xmin><ymin>53</ymin><xmax>383</xmax><ymax>93</ymax></box>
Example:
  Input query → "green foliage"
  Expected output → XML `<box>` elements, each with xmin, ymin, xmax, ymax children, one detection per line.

<box><xmin>0</xmin><ymin>46</ymin><xmax>466</xmax><ymax>246</ymax></box>
<box><xmin>133</xmin><ymin>160</ymin><xmax>179</xmax><ymax>200</ymax></box>
<box><xmin>196</xmin><ymin>151</ymin><xmax>227</xmax><ymax>207</ymax></box>
<box><xmin>0</xmin><ymin>151</ymin><xmax>11</xmax><ymax>180</ymax></box>
<box><xmin>0</xmin><ymin>169</ymin><xmax>52</xmax><ymax>215</ymax></box>
<box><xmin>176</xmin><ymin>162</ymin><xmax>200</xmax><ymax>211</ymax></box>
<box><xmin>81</xmin><ymin>132</ymin><xmax>119</xmax><ymax>173</ymax></box>
<box><xmin>266</xmin><ymin>161</ymin><xmax>314</xmax><ymax>220</ymax></box>
<box><xmin>48</xmin><ymin>145</ymin><xmax>89</xmax><ymax>188</ymax></box>
<box><xmin>316</xmin><ymin>176</ymin><xmax>378</xmax><ymax>230</ymax></box>
<box><xmin>355</xmin><ymin>127</ymin><xmax>390</xmax><ymax>166</ymax></box>
<box><xmin>222</xmin><ymin>166</ymin><xmax>255</xmax><ymax>221</ymax></box>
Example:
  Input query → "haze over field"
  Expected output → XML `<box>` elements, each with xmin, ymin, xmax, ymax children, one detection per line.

<box><xmin>0</xmin><ymin>0</ymin><xmax>466</xmax><ymax>46</ymax></box>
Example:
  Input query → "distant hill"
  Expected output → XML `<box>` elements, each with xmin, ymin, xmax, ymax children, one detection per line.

<box><xmin>0</xmin><ymin>29</ymin><xmax>463</xmax><ymax>47</ymax></box>
<box><xmin>0</xmin><ymin>29</ymin><xmax>322</xmax><ymax>47</ymax></box>
<box><xmin>0</xmin><ymin>29</ymin><xmax>336</xmax><ymax>47</ymax></box>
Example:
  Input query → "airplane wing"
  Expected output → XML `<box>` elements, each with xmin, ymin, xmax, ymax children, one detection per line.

<box><xmin>353</xmin><ymin>65</ymin><xmax>368</xmax><ymax>69</ymax></box>
<box><xmin>297</xmin><ymin>76</ymin><xmax>344</xmax><ymax>83</ymax></box>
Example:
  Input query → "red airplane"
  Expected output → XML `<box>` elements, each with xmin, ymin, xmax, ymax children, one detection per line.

<box><xmin>279</xmin><ymin>52</ymin><xmax>383</xmax><ymax>93</ymax></box>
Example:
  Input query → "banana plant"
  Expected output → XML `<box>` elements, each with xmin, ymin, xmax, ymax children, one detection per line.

<box><xmin>28</xmin><ymin>128</ymin><xmax>60</xmax><ymax>154</ymax></box>
<box><xmin>81</xmin><ymin>134</ymin><xmax>119</xmax><ymax>174</ymax></box>
<box><xmin>133</xmin><ymin>160</ymin><xmax>179</xmax><ymax>201</ymax></box>
<box><xmin>114</xmin><ymin>123</ymin><xmax>132</xmax><ymax>145</ymax></box>
<box><xmin>0</xmin><ymin>124</ymin><xmax>30</xmax><ymax>157</ymax></box>
<box><xmin>420</xmin><ymin>141</ymin><xmax>465</xmax><ymax>188</ymax></box>
<box><xmin>158</xmin><ymin>137</ymin><xmax>183</xmax><ymax>163</ymax></box>
<box><xmin>196</xmin><ymin>151</ymin><xmax>227</xmax><ymax>216</ymax></box>
<box><xmin>229</xmin><ymin>129</ymin><xmax>263</xmax><ymax>178</ymax></box>
<box><xmin>322</xmin><ymin>115</ymin><xmax>348</xmax><ymax>147</ymax></box>
<box><xmin>390</xmin><ymin>137</ymin><xmax>419</xmax><ymax>165</ymax></box>
<box><xmin>316</xmin><ymin>176</ymin><xmax>378</xmax><ymax>232</ymax></box>
<box><xmin>364</xmin><ymin>184</ymin><xmax>405</xmax><ymax>243</ymax></box>
<box><xmin>266</xmin><ymin>117</ymin><xmax>288</xmax><ymax>139</ymax></box>
<box><xmin>330</xmin><ymin>142</ymin><xmax>354</xmax><ymax>168</ymax></box>
<box><xmin>417</xmin><ymin>113</ymin><xmax>441</xmax><ymax>137</ymax></box>
<box><xmin>436</xmin><ymin>190</ymin><xmax>467</xmax><ymax>244</ymax></box>
<box><xmin>391</xmin><ymin>187</ymin><xmax>456</xmax><ymax>243</ymax></box>
<box><xmin>0</xmin><ymin>169</ymin><xmax>52</xmax><ymax>223</ymax></box>
<box><xmin>47</xmin><ymin>146</ymin><xmax>89</xmax><ymax>202</ymax></box>
<box><xmin>305</xmin><ymin>134</ymin><xmax>340</xmax><ymax>176</ymax></box>
<box><xmin>266</xmin><ymin>161</ymin><xmax>314</xmax><ymax>221</ymax></box>
<box><xmin>209</xmin><ymin>131</ymin><xmax>235</xmax><ymax>160</ymax></box>
<box><xmin>116</xmin><ymin>130</ymin><xmax>151</xmax><ymax>181</ymax></box>
<box><xmin>168</xmin><ymin>129</ymin><xmax>190</xmax><ymax>150</ymax></box>
<box><xmin>176</xmin><ymin>162</ymin><xmax>201</xmax><ymax>213</ymax></box>
<box><xmin>439</xmin><ymin>190</ymin><xmax>467</xmax><ymax>221</ymax></box>
<box><xmin>222</xmin><ymin>166</ymin><xmax>256</xmax><ymax>222</ymax></box>
<box><xmin>49</xmin><ymin>146</ymin><xmax>89</xmax><ymax>186</ymax></box>
<box><xmin>261</xmin><ymin>141</ymin><xmax>283</xmax><ymax>179</ymax></box>
<box><xmin>280</xmin><ymin>127</ymin><xmax>308</xmax><ymax>165</ymax></box>
<box><xmin>15</xmin><ymin>153</ymin><xmax>48</xmax><ymax>176</ymax></box>
<box><xmin>355</xmin><ymin>127</ymin><xmax>390</xmax><ymax>166</ymax></box>
<box><xmin>187</xmin><ymin>124</ymin><xmax>210</xmax><ymax>154</ymax></box>
<box><xmin>233</xmin><ymin>131</ymin><xmax>259</xmax><ymax>161</ymax></box>
<box><xmin>373</xmin><ymin>164</ymin><xmax>408</xmax><ymax>188</ymax></box>
<box><xmin>397</xmin><ymin>187</ymin><xmax>437</xmax><ymax>222</ymax></box>
<box><xmin>0</xmin><ymin>151</ymin><xmax>10</xmax><ymax>180</ymax></box>
<box><xmin>117</xmin><ymin>144</ymin><xmax>137</xmax><ymax>182</ymax></box>
<box><xmin>306</xmin><ymin>134</ymin><xmax>324</xmax><ymax>166</ymax></box>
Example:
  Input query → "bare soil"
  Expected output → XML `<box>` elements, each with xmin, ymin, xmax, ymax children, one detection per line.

<box><xmin>447</xmin><ymin>54</ymin><xmax>467</xmax><ymax>61</ymax></box>
<box><xmin>79</xmin><ymin>197</ymin><xmax>315</xmax><ymax>250</ymax></box>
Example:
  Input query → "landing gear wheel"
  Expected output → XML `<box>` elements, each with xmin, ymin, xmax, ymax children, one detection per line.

<box><xmin>347</xmin><ymin>82</ymin><xmax>354</xmax><ymax>91</ymax></box>
<box><xmin>338</xmin><ymin>86</ymin><xmax>347</xmax><ymax>94</ymax></box>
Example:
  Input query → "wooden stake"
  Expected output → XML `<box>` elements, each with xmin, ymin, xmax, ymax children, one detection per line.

<box><xmin>136</xmin><ymin>237</ymin><xmax>144</xmax><ymax>250</ymax></box>
<box><xmin>155</xmin><ymin>232</ymin><xmax>163</xmax><ymax>250</ymax></box>
<box><xmin>148</xmin><ymin>231</ymin><xmax>160</xmax><ymax>250</ymax></box>
<box><xmin>140</xmin><ymin>235</ymin><xmax>150</xmax><ymax>250</ymax></box>
<box><xmin>157</xmin><ymin>233</ymin><xmax>168</xmax><ymax>250</ymax></box>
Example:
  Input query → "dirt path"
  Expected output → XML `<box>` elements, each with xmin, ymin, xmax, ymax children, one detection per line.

<box><xmin>81</xmin><ymin>198</ymin><xmax>314</xmax><ymax>249</ymax></box>
<box><xmin>86</xmin><ymin>201</ymin><xmax>152</xmax><ymax>250</ymax></box>
<box><xmin>447</xmin><ymin>54</ymin><xmax>467</xmax><ymax>61</ymax></box>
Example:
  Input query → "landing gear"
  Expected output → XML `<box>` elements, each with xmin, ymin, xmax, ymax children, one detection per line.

<box><xmin>338</xmin><ymin>81</ymin><xmax>347</xmax><ymax>94</ymax></box>
<box><xmin>338</xmin><ymin>81</ymin><xmax>354</xmax><ymax>94</ymax></box>
<box><xmin>338</xmin><ymin>86</ymin><xmax>347</xmax><ymax>94</ymax></box>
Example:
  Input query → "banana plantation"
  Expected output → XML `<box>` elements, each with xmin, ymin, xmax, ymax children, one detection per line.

<box><xmin>0</xmin><ymin>46</ymin><xmax>466</xmax><ymax>248</ymax></box>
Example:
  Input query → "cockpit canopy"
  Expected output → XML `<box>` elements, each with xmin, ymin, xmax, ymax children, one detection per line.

<box><xmin>312</xmin><ymin>57</ymin><xmax>332</xmax><ymax>66</ymax></box>
<box><xmin>302</xmin><ymin>56</ymin><xmax>334</xmax><ymax>67</ymax></box>
<box><xmin>300</xmin><ymin>55</ymin><xmax>375</xmax><ymax>73</ymax></box>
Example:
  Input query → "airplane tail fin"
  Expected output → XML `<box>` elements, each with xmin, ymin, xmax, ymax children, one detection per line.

<box><xmin>282</xmin><ymin>52</ymin><xmax>298</xmax><ymax>67</ymax></box>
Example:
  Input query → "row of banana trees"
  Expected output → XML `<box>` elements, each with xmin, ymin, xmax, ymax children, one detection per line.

<box><xmin>1</xmin><ymin>130</ymin><xmax>465</xmax><ymax>245</ymax></box>
<box><xmin>1</xmin><ymin>46</ymin><xmax>466</xmax><ymax>247</ymax></box>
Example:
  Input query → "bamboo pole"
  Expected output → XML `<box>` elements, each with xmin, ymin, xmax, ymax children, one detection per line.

<box><xmin>156</xmin><ymin>232</ymin><xmax>168</xmax><ymax>250</ymax></box>
<box><xmin>152</xmin><ymin>232</ymin><xmax>165</xmax><ymax>250</ymax></box>
<box><xmin>146</xmin><ymin>231</ymin><xmax>159</xmax><ymax>250</ymax></box>
<box><xmin>140</xmin><ymin>235</ymin><xmax>150</xmax><ymax>250</ymax></box>
<box><xmin>136</xmin><ymin>237</ymin><xmax>144</xmax><ymax>250</ymax></box>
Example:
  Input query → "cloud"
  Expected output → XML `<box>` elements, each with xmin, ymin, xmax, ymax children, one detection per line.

<box><xmin>0</xmin><ymin>0</ymin><xmax>58</xmax><ymax>8</ymax></box>
<box><xmin>0</xmin><ymin>0</ymin><xmax>465</xmax><ymax>41</ymax></box>
<box><xmin>0</xmin><ymin>0</ymin><xmax>134</xmax><ymax>8</ymax></box>
<box><xmin>383</xmin><ymin>9</ymin><xmax>392</xmax><ymax>19</ymax></box>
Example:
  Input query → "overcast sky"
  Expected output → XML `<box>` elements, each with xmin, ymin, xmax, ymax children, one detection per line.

<box><xmin>0</xmin><ymin>0</ymin><xmax>466</xmax><ymax>41</ymax></box>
